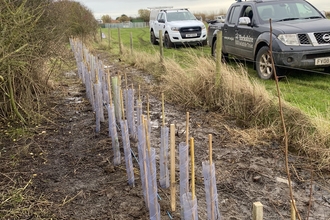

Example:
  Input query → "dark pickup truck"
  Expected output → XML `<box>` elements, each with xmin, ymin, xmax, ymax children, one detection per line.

<box><xmin>207</xmin><ymin>0</ymin><xmax>330</xmax><ymax>79</ymax></box>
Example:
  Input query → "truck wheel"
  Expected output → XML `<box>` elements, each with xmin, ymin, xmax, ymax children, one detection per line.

<box><xmin>150</xmin><ymin>30</ymin><xmax>158</xmax><ymax>45</ymax></box>
<box><xmin>212</xmin><ymin>39</ymin><xmax>228</xmax><ymax>63</ymax></box>
<box><xmin>256</xmin><ymin>46</ymin><xmax>275</xmax><ymax>80</ymax></box>
<box><xmin>164</xmin><ymin>33</ymin><xmax>174</xmax><ymax>49</ymax></box>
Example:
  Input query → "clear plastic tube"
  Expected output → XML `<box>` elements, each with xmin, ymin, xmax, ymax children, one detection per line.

<box><xmin>94</xmin><ymin>83</ymin><xmax>101</xmax><ymax>133</ymax></box>
<box><xmin>159</xmin><ymin>126</ymin><xmax>170</xmax><ymax>188</ymax></box>
<box><xmin>202</xmin><ymin>161</ymin><xmax>221</xmax><ymax>220</ymax></box>
<box><xmin>146</xmin><ymin>148</ymin><xmax>160</xmax><ymax>220</ymax></box>
<box><xmin>126</xmin><ymin>89</ymin><xmax>137</xmax><ymax>139</ymax></box>
<box><xmin>120</xmin><ymin>120</ymin><xmax>134</xmax><ymax>186</ymax></box>
<box><xmin>137</xmin><ymin>124</ymin><xmax>149</xmax><ymax>208</ymax></box>
<box><xmin>182</xmin><ymin>192</ymin><xmax>198</xmax><ymax>220</ymax></box>
<box><xmin>107</xmin><ymin>104</ymin><xmax>121</xmax><ymax>165</ymax></box>
<box><xmin>97</xmin><ymin>61</ymin><xmax>105</xmax><ymax>122</ymax></box>
<box><xmin>111</xmin><ymin>76</ymin><xmax>122</xmax><ymax>123</ymax></box>
<box><xmin>136</xmin><ymin>99</ymin><xmax>142</xmax><ymax>126</ymax></box>
<box><xmin>179</xmin><ymin>142</ymin><xmax>189</xmax><ymax>207</ymax></box>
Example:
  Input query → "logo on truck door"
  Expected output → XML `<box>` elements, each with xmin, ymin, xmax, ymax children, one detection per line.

<box><xmin>235</xmin><ymin>33</ymin><xmax>253</xmax><ymax>48</ymax></box>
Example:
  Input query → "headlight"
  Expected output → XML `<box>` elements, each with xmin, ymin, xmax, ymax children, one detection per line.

<box><xmin>201</xmin><ymin>25</ymin><xmax>206</xmax><ymax>30</ymax></box>
<box><xmin>171</xmin><ymin>27</ymin><xmax>180</xmax><ymax>31</ymax></box>
<box><xmin>278</xmin><ymin>34</ymin><xmax>299</xmax><ymax>46</ymax></box>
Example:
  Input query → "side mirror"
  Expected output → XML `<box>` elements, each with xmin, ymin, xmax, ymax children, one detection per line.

<box><xmin>158</xmin><ymin>19</ymin><xmax>165</xmax><ymax>23</ymax></box>
<box><xmin>239</xmin><ymin>17</ymin><xmax>251</xmax><ymax>25</ymax></box>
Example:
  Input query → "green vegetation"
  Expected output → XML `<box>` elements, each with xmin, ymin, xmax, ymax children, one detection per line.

<box><xmin>102</xmin><ymin>27</ymin><xmax>210</xmax><ymax>60</ymax></box>
<box><xmin>100</xmin><ymin>27</ymin><xmax>330</xmax><ymax>120</ymax></box>
<box><xmin>96</xmin><ymin>26</ymin><xmax>330</xmax><ymax>169</ymax></box>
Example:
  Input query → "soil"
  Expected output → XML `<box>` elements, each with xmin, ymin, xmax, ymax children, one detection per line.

<box><xmin>1</xmin><ymin>52</ymin><xmax>330</xmax><ymax>220</ymax></box>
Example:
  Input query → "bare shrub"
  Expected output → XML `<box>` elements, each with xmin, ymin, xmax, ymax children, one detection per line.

<box><xmin>0</xmin><ymin>0</ymin><xmax>98</xmax><ymax>125</ymax></box>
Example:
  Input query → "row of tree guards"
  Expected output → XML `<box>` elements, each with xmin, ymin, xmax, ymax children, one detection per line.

<box><xmin>69</xmin><ymin>37</ymin><xmax>270</xmax><ymax>219</ymax></box>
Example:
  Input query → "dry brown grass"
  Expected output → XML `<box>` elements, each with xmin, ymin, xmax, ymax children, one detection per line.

<box><xmin>121</xmin><ymin>48</ymin><xmax>330</xmax><ymax>170</ymax></box>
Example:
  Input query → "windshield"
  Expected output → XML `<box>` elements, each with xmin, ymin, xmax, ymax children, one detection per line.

<box><xmin>166</xmin><ymin>11</ymin><xmax>196</xmax><ymax>22</ymax></box>
<box><xmin>257</xmin><ymin>1</ymin><xmax>322</xmax><ymax>22</ymax></box>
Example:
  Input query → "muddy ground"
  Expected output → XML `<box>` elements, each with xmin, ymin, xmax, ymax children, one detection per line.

<box><xmin>1</xmin><ymin>53</ymin><xmax>330</xmax><ymax>220</ymax></box>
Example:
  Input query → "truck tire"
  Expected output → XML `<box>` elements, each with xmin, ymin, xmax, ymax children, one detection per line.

<box><xmin>164</xmin><ymin>33</ymin><xmax>174</xmax><ymax>49</ymax></box>
<box><xmin>150</xmin><ymin>30</ymin><xmax>158</xmax><ymax>45</ymax></box>
<box><xmin>256</xmin><ymin>46</ymin><xmax>275</xmax><ymax>80</ymax></box>
<box><xmin>212</xmin><ymin>39</ymin><xmax>228</xmax><ymax>63</ymax></box>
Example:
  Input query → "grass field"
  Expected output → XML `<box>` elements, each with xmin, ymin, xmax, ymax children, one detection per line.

<box><xmin>101</xmin><ymin>27</ymin><xmax>330</xmax><ymax>120</ymax></box>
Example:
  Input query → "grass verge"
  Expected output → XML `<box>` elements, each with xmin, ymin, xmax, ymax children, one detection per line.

<box><xmin>96</xmin><ymin>39</ymin><xmax>330</xmax><ymax>170</ymax></box>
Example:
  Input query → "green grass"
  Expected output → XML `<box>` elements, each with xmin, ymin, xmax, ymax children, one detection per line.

<box><xmin>100</xmin><ymin>27</ymin><xmax>330</xmax><ymax>120</ymax></box>
<box><xmin>101</xmin><ymin>27</ymin><xmax>211</xmax><ymax>64</ymax></box>
<box><xmin>258</xmin><ymin>70</ymin><xmax>330</xmax><ymax>119</ymax></box>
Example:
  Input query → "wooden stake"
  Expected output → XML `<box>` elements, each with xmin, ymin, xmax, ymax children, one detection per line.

<box><xmin>170</xmin><ymin>124</ymin><xmax>176</xmax><ymax>211</ymax></box>
<box><xmin>190</xmin><ymin>137</ymin><xmax>195</xmax><ymax>200</ymax></box>
<box><xmin>162</xmin><ymin>93</ymin><xmax>165</xmax><ymax>127</ymax></box>
<box><xmin>141</xmin><ymin>116</ymin><xmax>149</xmax><ymax>208</ymax></box>
<box><xmin>253</xmin><ymin>202</ymin><xmax>263</xmax><ymax>220</ymax></box>
<box><xmin>147</xmin><ymin>94</ymin><xmax>150</xmax><ymax>121</ymax></box>
<box><xmin>138</xmin><ymin>85</ymin><xmax>141</xmax><ymax>101</ymax></box>
<box><xmin>106</xmin><ymin>70</ymin><xmax>112</xmax><ymax>106</ymax></box>
<box><xmin>209</xmin><ymin>134</ymin><xmax>213</xmax><ymax>164</ymax></box>
<box><xmin>130</xmin><ymin>32</ymin><xmax>133</xmax><ymax>55</ymax></box>
<box><xmin>120</xmin><ymin>90</ymin><xmax>125</xmax><ymax>120</ymax></box>
<box><xmin>159</xmin><ymin>30</ymin><xmax>164</xmax><ymax>63</ymax></box>
<box><xmin>118</xmin><ymin>27</ymin><xmax>122</xmax><ymax>55</ymax></box>
<box><xmin>291</xmin><ymin>200</ymin><xmax>296</xmax><ymax>220</ymax></box>
<box><xmin>124</xmin><ymin>72</ymin><xmax>128</xmax><ymax>90</ymax></box>
<box><xmin>209</xmin><ymin>134</ymin><xmax>214</xmax><ymax>220</ymax></box>
<box><xmin>186</xmin><ymin>112</ymin><xmax>189</xmax><ymax>145</ymax></box>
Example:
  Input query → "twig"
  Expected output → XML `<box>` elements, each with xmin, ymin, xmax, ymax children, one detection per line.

<box><xmin>0</xmin><ymin>172</ymin><xmax>16</xmax><ymax>184</ymax></box>
<box><xmin>291</xmin><ymin>164</ymin><xmax>305</xmax><ymax>182</ymax></box>
<box><xmin>269</xmin><ymin>18</ymin><xmax>301</xmax><ymax>220</ymax></box>
<box><xmin>0</xmin><ymin>179</ymin><xmax>32</xmax><ymax>206</ymax></box>
<box><xmin>60</xmin><ymin>190</ymin><xmax>83</xmax><ymax>206</ymax></box>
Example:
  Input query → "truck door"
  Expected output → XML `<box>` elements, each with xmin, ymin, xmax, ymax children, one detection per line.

<box><xmin>223</xmin><ymin>6</ymin><xmax>241</xmax><ymax>55</ymax></box>
<box><xmin>154</xmin><ymin>13</ymin><xmax>165</xmax><ymax>39</ymax></box>
<box><xmin>234</xmin><ymin>5</ymin><xmax>255</xmax><ymax>60</ymax></box>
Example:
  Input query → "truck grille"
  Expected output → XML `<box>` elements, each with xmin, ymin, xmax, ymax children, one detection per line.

<box><xmin>314</xmin><ymin>32</ymin><xmax>330</xmax><ymax>44</ymax></box>
<box><xmin>298</xmin><ymin>34</ymin><xmax>310</xmax><ymax>45</ymax></box>
<box><xmin>180</xmin><ymin>26</ymin><xmax>201</xmax><ymax>39</ymax></box>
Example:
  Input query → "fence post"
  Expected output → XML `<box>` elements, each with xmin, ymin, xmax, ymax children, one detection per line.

<box><xmin>253</xmin><ymin>201</ymin><xmax>263</xmax><ymax>220</ymax></box>
<box><xmin>118</xmin><ymin>27</ymin><xmax>122</xmax><ymax>55</ymax></box>
<box><xmin>215</xmin><ymin>31</ymin><xmax>222</xmax><ymax>86</ymax></box>
<box><xmin>159</xmin><ymin>30</ymin><xmax>164</xmax><ymax>64</ymax></box>
<box><xmin>130</xmin><ymin>32</ymin><xmax>133</xmax><ymax>55</ymax></box>
<box><xmin>108</xmin><ymin>27</ymin><xmax>111</xmax><ymax>50</ymax></box>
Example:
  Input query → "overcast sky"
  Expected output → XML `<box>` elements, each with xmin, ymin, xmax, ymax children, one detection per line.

<box><xmin>74</xmin><ymin>0</ymin><xmax>330</xmax><ymax>19</ymax></box>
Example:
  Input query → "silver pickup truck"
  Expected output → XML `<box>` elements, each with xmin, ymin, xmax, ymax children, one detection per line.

<box><xmin>207</xmin><ymin>0</ymin><xmax>330</xmax><ymax>79</ymax></box>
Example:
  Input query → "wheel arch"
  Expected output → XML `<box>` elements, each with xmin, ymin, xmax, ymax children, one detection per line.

<box><xmin>254</xmin><ymin>42</ymin><xmax>268</xmax><ymax>65</ymax></box>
